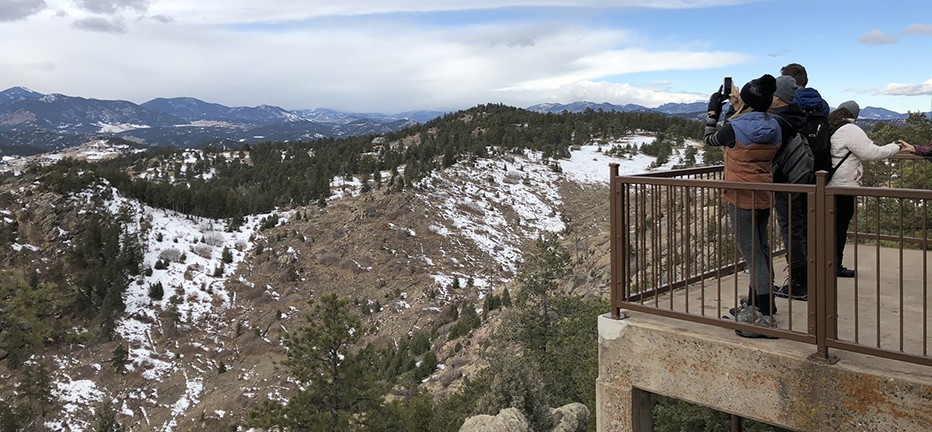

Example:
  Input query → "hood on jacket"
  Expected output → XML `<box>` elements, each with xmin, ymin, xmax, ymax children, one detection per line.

<box><xmin>795</xmin><ymin>87</ymin><xmax>829</xmax><ymax>114</ymax></box>
<box><xmin>771</xmin><ymin>103</ymin><xmax>805</xmax><ymax>134</ymax></box>
<box><xmin>730</xmin><ymin>111</ymin><xmax>780</xmax><ymax>147</ymax></box>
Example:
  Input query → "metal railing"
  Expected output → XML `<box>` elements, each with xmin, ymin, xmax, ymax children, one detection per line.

<box><xmin>609</xmin><ymin>158</ymin><xmax>932</xmax><ymax>367</ymax></box>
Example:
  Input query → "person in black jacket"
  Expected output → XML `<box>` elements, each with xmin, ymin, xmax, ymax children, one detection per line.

<box><xmin>769</xmin><ymin>75</ymin><xmax>810</xmax><ymax>301</ymax></box>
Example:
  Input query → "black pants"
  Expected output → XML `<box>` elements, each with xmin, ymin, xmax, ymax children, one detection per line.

<box><xmin>835</xmin><ymin>195</ymin><xmax>856</xmax><ymax>267</ymax></box>
<box><xmin>774</xmin><ymin>191</ymin><xmax>808</xmax><ymax>270</ymax></box>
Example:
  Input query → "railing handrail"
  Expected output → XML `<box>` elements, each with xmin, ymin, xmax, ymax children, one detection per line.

<box><xmin>609</xmin><ymin>162</ymin><xmax>932</xmax><ymax>367</ymax></box>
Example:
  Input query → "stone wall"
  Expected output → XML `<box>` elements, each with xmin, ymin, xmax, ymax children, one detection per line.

<box><xmin>596</xmin><ymin>314</ymin><xmax>932</xmax><ymax>432</ymax></box>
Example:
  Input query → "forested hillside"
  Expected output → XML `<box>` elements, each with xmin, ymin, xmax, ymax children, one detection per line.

<box><xmin>0</xmin><ymin>103</ymin><xmax>926</xmax><ymax>431</ymax></box>
<box><xmin>55</xmin><ymin>104</ymin><xmax>702</xmax><ymax>219</ymax></box>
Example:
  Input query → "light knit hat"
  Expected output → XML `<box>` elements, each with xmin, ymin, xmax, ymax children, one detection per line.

<box><xmin>774</xmin><ymin>75</ymin><xmax>797</xmax><ymax>103</ymax></box>
<box><xmin>838</xmin><ymin>100</ymin><xmax>860</xmax><ymax>119</ymax></box>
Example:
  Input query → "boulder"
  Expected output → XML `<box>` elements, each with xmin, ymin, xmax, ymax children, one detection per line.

<box><xmin>459</xmin><ymin>407</ymin><xmax>529</xmax><ymax>432</ymax></box>
<box><xmin>550</xmin><ymin>402</ymin><xmax>590</xmax><ymax>432</ymax></box>
<box><xmin>459</xmin><ymin>403</ymin><xmax>590</xmax><ymax>432</ymax></box>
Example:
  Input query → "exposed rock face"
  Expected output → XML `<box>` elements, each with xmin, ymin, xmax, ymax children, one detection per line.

<box><xmin>459</xmin><ymin>403</ymin><xmax>590</xmax><ymax>432</ymax></box>
<box><xmin>550</xmin><ymin>402</ymin><xmax>590</xmax><ymax>432</ymax></box>
<box><xmin>459</xmin><ymin>407</ymin><xmax>529</xmax><ymax>432</ymax></box>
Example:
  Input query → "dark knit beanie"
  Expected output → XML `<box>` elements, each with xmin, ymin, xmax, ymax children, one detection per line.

<box><xmin>740</xmin><ymin>74</ymin><xmax>777</xmax><ymax>112</ymax></box>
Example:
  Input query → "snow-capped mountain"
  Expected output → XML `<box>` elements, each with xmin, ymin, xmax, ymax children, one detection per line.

<box><xmin>527</xmin><ymin>101</ymin><xmax>653</xmax><ymax>114</ymax></box>
<box><xmin>858</xmin><ymin>106</ymin><xmax>908</xmax><ymax>120</ymax></box>
<box><xmin>0</xmin><ymin>87</ymin><xmax>433</xmax><ymax>154</ymax></box>
<box><xmin>291</xmin><ymin>108</ymin><xmax>446</xmax><ymax>124</ymax></box>
<box><xmin>142</xmin><ymin>97</ymin><xmax>303</xmax><ymax>124</ymax></box>
<box><xmin>0</xmin><ymin>86</ymin><xmax>43</xmax><ymax>106</ymax></box>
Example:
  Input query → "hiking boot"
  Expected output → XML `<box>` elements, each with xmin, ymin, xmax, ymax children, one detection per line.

<box><xmin>774</xmin><ymin>284</ymin><xmax>807</xmax><ymax>301</ymax></box>
<box><xmin>731</xmin><ymin>304</ymin><xmax>779</xmax><ymax>339</ymax></box>
<box><xmin>732</xmin><ymin>289</ymin><xmax>777</xmax><ymax>316</ymax></box>
<box><xmin>837</xmin><ymin>267</ymin><xmax>855</xmax><ymax>278</ymax></box>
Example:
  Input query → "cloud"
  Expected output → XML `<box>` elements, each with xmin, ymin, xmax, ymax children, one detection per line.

<box><xmin>0</xmin><ymin>0</ymin><xmax>47</xmax><ymax>21</ymax></box>
<box><xmin>902</xmin><ymin>23</ymin><xmax>932</xmax><ymax>36</ymax></box>
<box><xmin>497</xmin><ymin>80</ymin><xmax>705</xmax><ymax>108</ymax></box>
<box><xmin>149</xmin><ymin>14</ymin><xmax>172</xmax><ymax>23</ymax></box>
<box><xmin>767</xmin><ymin>48</ymin><xmax>790</xmax><ymax>58</ymax></box>
<box><xmin>1</xmin><ymin>2</ymin><xmax>754</xmax><ymax>112</ymax></box>
<box><xmin>73</xmin><ymin>0</ymin><xmax>149</xmax><ymax>15</ymax></box>
<box><xmin>500</xmin><ymin>48</ymin><xmax>749</xmax><ymax>91</ymax></box>
<box><xmin>858</xmin><ymin>30</ymin><xmax>898</xmax><ymax>45</ymax></box>
<box><xmin>72</xmin><ymin>16</ymin><xmax>126</xmax><ymax>33</ymax></box>
<box><xmin>146</xmin><ymin>0</ymin><xmax>758</xmax><ymax>25</ymax></box>
<box><xmin>877</xmin><ymin>79</ymin><xmax>932</xmax><ymax>96</ymax></box>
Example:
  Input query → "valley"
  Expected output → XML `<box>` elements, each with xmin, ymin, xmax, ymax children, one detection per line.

<box><xmin>0</xmin><ymin>125</ymin><xmax>702</xmax><ymax>430</ymax></box>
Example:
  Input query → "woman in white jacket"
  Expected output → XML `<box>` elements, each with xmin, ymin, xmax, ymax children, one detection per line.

<box><xmin>828</xmin><ymin>100</ymin><xmax>909</xmax><ymax>277</ymax></box>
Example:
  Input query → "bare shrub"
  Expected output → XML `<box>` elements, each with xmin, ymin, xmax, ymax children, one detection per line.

<box><xmin>158</xmin><ymin>248</ymin><xmax>183</xmax><ymax>263</ymax></box>
<box><xmin>192</xmin><ymin>244</ymin><xmax>213</xmax><ymax>259</ymax></box>
<box><xmin>203</xmin><ymin>231</ymin><xmax>225</xmax><ymax>247</ymax></box>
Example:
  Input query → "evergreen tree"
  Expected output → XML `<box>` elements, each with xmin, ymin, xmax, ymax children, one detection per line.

<box><xmin>248</xmin><ymin>294</ymin><xmax>384</xmax><ymax>431</ymax></box>
<box><xmin>0</xmin><ymin>271</ymin><xmax>69</xmax><ymax>368</ymax></box>
<box><xmin>93</xmin><ymin>400</ymin><xmax>126</xmax><ymax>432</ymax></box>
<box><xmin>512</xmin><ymin>233</ymin><xmax>571</xmax><ymax>356</ymax></box>
<box><xmin>221</xmin><ymin>246</ymin><xmax>233</xmax><ymax>264</ymax></box>
<box><xmin>111</xmin><ymin>344</ymin><xmax>128</xmax><ymax>373</ymax></box>
<box><xmin>19</xmin><ymin>362</ymin><xmax>53</xmax><ymax>416</ymax></box>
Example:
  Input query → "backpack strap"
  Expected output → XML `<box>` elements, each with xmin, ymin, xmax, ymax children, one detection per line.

<box><xmin>827</xmin><ymin>121</ymin><xmax>852</xmax><ymax>179</ymax></box>
<box><xmin>831</xmin><ymin>151</ymin><xmax>852</xmax><ymax>173</ymax></box>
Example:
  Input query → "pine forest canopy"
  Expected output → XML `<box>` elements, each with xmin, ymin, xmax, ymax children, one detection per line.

<box><xmin>30</xmin><ymin>104</ymin><xmax>706</xmax><ymax>220</ymax></box>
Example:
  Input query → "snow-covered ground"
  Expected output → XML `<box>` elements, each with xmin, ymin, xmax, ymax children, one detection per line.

<box><xmin>560</xmin><ymin>135</ymin><xmax>704</xmax><ymax>184</ymax></box>
<box><xmin>39</xmin><ymin>184</ymin><xmax>285</xmax><ymax>431</ymax></box>
<box><xmin>0</xmin><ymin>140</ymin><xmax>143</xmax><ymax>174</ymax></box>
<box><xmin>415</xmin><ymin>134</ymin><xmax>702</xmax><ymax>304</ymax></box>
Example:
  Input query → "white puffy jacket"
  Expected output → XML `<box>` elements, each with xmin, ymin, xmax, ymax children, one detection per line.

<box><xmin>827</xmin><ymin>122</ymin><xmax>900</xmax><ymax>187</ymax></box>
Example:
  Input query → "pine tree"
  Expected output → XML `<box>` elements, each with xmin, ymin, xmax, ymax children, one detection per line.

<box><xmin>94</xmin><ymin>400</ymin><xmax>125</xmax><ymax>432</ymax></box>
<box><xmin>513</xmin><ymin>233</ymin><xmax>570</xmax><ymax>356</ymax></box>
<box><xmin>221</xmin><ymin>246</ymin><xmax>233</xmax><ymax>264</ymax></box>
<box><xmin>248</xmin><ymin>294</ymin><xmax>384</xmax><ymax>431</ymax></box>
<box><xmin>0</xmin><ymin>271</ymin><xmax>69</xmax><ymax>368</ymax></box>
<box><xmin>111</xmin><ymin>345</ymin><xmax>128</xmax><ymax>373</ymax></box>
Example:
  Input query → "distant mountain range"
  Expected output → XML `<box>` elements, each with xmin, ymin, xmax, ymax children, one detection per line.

<box><xmin>527</xmin><ymin>100</ymin><xmax>708</xmax><ymax>116</ymax></box>
<box><xmin>526</xmin><ymin>100</ymin><xmax>921</xmax><ymax>122</ymax></box>
<box><xmin>0</xmin><ymin>86</ymin><xmax>922</xmax><ymax>156</ymax></box>
<box><xmin>0</xmin><ymin>87</ymin><xmax>444</xmax><ymax>155</ymax></box>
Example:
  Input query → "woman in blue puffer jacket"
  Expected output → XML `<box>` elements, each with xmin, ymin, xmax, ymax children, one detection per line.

<box><xmin>705</xmin><ymin>74</ymin><xmax>782</xmax><ymax>324</ymax></box>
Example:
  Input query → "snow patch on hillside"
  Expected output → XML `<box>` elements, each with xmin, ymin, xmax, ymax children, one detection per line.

<box><xmin>418</xmin><ymin>150</ymin><xmax>564</xmax><ymax>276</ymax></box>
<box><xmin>44</xmin><ymin>184</ymin><xmax>283</xmax><ymax>428</ymax></box>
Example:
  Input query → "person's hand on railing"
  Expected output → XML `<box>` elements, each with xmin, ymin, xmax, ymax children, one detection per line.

<box><xmin>897</xmin><ymin>139</ymin><xmax>915</xmax><ymax>154</ymax></box>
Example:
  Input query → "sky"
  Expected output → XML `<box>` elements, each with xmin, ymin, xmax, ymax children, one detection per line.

<box><xmin>1</xmin><ymin>0</ymin><xmax>930</xmax><ymax>114</ymax></box>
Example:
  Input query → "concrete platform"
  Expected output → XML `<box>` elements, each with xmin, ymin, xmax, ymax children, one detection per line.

<box><xmin>597</xmin><ymin>244</ymin><xmax>932</xmax><ymax>431</ymax></box>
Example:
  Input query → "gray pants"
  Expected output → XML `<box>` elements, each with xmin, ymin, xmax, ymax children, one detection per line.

<box><xmin>728</xmin><ymin>204</ymin><xmax>773</xmax><ymax>296</ymax></box>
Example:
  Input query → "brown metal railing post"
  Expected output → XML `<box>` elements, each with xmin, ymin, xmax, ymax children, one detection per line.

<box><xmin>810</xmin><ymin>172</ymin><xmax>839</xmax><ymax>363</ymax></box>
<box><xmin>610</xmin><ymin>163</ymin><xmax>623</xmax><ymax>319</ymax></box>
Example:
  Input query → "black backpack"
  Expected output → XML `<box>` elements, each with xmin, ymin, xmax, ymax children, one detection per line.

<box><xmin>772</xmin><ymin>115</ymin><xmax>815</xmax><ymax>184</ymax></box>
<box><xmin>801</xmin><ymin>108</ymin><xmax>833</xmax><ymax>173</ymax></box>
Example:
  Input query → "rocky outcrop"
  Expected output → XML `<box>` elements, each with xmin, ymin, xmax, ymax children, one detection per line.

<box><xmin>459</xmin><ymin>407</ymin><xmax>528</xmax><ymax>432</ymax></box>
<box><xmin>459</xmin><ymin>403</ymin><xmax>591</xmax><ymax>432</ymax></box>
<box><xmin>550</xmin><ymin>402</ymin><xmax>589</xmax><ymax>432</ymax></box>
